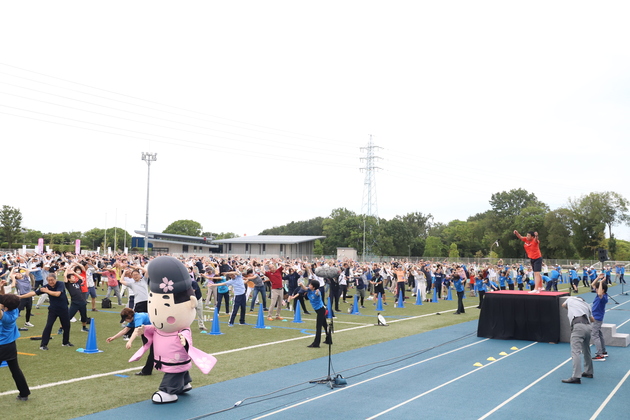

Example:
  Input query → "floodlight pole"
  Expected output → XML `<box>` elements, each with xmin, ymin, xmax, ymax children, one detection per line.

<box><xmin>142</xmin><ymin>152</ymin><xmax>157</xmax><ymax>255</ymax></box>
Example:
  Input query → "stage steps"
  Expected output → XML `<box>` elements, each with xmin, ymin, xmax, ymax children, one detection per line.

<box><xmin>595</xmin><ymin>323</ymin><xmax>630</xmax><ymax>347</ymax></box>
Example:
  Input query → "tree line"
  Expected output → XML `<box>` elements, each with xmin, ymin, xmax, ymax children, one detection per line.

<box><xmin>260</xmin><ymin>189</ymin><xmax>630</xmax><ymax>260</ymax></box>
<box><xmin>3</xmin><ymin>189</ymin><xmax>629</xmax><ymax>259</ymax></box>
<box><xmin>0</xmin><ymin>208</ymin><xmax>238</xmax><ymax>252</ymax></box>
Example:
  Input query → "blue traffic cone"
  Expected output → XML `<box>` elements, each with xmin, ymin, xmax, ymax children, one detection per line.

<box><xmin>396</xmin><ymin>288</ymin><xmax>405</xmax><ymax>308</ymax></box>
<box><xmin>79</xmin><ymin>318</ymin><xmax>103</xmax><ymax>354</ymax></box>
<box><xmin>254</xmin><ymin>304</ymin><xmax>267</xmax><ymax>329</ymax></box>
<box><xmin>446</xmin><ymin>287</ymin><xmax>453</xmax><ymax>301</ymax></box>
<box><xmin>415</xmin><ymin>291</ymin><xmax>423</xmax><ymax>305</ymax></box>
<box><xmin>327</xmin><ymin>297</ymin><xmax>334</xmax><ymax>319</ymax></box>
<box><xmin>376</xmin><ymin>293</ymin><xmax>384</xmax><ymax>311</ymax></box>
<box><xmin>431</xmin><ymin>287</ymin><xmax>439</xmax><ymax>303</ymax></box>
<box><xmin>292</xmin><ymin>303</ymin><xmax>303</xmax><ymax>323</ymax></box>
<box><xmin>351</xmin><ymin>295</ymin><xmax>360</xmax><ymax>314</ymax></box>
<box><xmin>209</xmin><ymin>307</ymin><xmax>224</xmax><ymax>335</ymax></box>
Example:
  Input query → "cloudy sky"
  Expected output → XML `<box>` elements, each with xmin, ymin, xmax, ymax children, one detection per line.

<box><xmin>2</xmin><ymin>1</ymin><xmax>629</xmax><ymax>242</ymax></box>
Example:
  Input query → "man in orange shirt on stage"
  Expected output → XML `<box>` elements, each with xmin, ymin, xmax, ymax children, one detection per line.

<box><xmin>514</xmin><ymin>230</ymin><xmax>544</xmax><ymax>293</ymax></box>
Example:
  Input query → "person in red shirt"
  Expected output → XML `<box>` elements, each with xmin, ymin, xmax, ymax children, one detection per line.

<box><xmin>514</xmin><ymin>230</ymin><xmax>543</xmax><ymax>293</ymax></box>
<box><xmin>264</xmin><ymin>261</ymin><xmax>285</xmax><ymax>321</ymax></box>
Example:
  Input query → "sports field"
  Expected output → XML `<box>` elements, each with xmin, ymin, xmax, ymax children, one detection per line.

<box><xmin>3</xmin><ymin>282</ymin><xmax>629</xmax><ymax>419</ymax></box>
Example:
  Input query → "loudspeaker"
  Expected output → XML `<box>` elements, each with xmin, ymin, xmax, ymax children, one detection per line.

<box><xmin>598</xmin><ymin>248</ymin><xmax>609</xmax><ymax>263</ymax></box>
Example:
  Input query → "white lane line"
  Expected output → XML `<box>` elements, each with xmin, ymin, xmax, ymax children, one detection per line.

<box><xmin>1</xmin><ymin>308</ymin><xmax>470</xmax><ymax>396</ymax></box>
<box><xmin>589</xmin><ymin>368</ymin><xmax>630</xmax><ymax>420</ymax></box>
<box><xmin>478</xmin><ymin>357</ymin><xmax>571</xmax><ymax>420</ymax></box>
<box><xmin>250</xmin><ymin>339</ymin><xmax>489</xmax><ymax>420</ymax></box>
<box><xmin>366</xmin><ymin>342</ymin><xmax>538</xmax><ymax>419</ymax></box>
<box><xmin>0</xmin><ymin>367</ymin><xmax>143</xmax><ymax>396</ymax></box>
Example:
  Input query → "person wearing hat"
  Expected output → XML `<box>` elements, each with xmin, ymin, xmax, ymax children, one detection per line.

<box><xmin>128</xmin><ymin>256</ymin><xmax>216</xmax><ymax>403</ymax></box>
<box><xmin>106</xmin><ymin>307</ymin><xmax>153</xmax><ymax>376</ymax></box>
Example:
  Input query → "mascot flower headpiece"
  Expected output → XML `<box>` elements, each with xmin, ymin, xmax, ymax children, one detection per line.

<box><xmin>148</xmin><ymin>256</ymin><xmax>194</xmax><ymax>301</ymax></box>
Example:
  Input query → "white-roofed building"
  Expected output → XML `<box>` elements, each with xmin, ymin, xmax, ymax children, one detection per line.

<box><xmin>212</xmin><ymin>235</ymin><xmax>325</xmax><ymax>258</ymax></box>
<box><xmin>132</xmin><ymin>231</ymin><xmax>220</xmax><ymax>254</ymax></box>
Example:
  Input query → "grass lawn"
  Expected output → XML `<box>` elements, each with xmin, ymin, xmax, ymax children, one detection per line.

<box><xmin>2</xmin><ymin>286</ymin><xmax>549</xmax><ymax>420</ymax></box>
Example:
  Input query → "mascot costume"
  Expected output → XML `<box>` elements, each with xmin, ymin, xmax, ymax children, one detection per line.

<box><xmin>129</xmin><ymin>256</ymin><xmax>217</xmax><ymax>403</ymax></box>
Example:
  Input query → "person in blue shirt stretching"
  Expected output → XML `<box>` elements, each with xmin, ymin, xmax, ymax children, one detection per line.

<box><xmin>290</xmin><ymin>280</ymin><xmax>328</xmax><ymax>348</ymax></box>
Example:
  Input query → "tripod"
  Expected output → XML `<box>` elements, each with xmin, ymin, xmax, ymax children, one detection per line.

<box><xmin>309</xmin><ymin>317</ymin><xmax>345</xmax><ymax>389</ymax></box>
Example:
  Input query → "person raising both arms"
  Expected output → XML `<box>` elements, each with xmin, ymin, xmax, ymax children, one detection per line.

<box><xmin>514</xmin><ymin>230</ymin><xmax>544</xmax><ymax>293</ymax></box>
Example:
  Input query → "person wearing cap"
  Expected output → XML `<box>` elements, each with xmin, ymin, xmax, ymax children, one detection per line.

<box><xmin>561</xmin><ymin>295</ymin><xmax>594</xmax><ymax>384</ymax></box>
<box><xmin>107</xmin><ymin>307</ymin><xmax>153</xmax><ymax>376</ymax></box>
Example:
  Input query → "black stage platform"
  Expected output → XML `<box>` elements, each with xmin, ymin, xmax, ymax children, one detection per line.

<box><xmin>477</xmin><ymin>290</ymin><xmax>569</xmax><ymax>343</ymax></box>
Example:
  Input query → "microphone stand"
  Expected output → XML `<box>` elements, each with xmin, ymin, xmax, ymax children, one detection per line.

<box><xmin>309</xmin><ymin>317</ymin><xmax>343</xmax><ymax>389</ymax></box>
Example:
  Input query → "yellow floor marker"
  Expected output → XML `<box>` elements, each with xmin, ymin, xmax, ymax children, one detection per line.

<box><xmin>499</xmin><ymin>352</ymin><xmax>508</xmax><ymax>356</ymax></box>
<box><xmin>487</xmin><ymin>357</ymin><xmax>496</xmax><ymax>361</ymax></box>
<box><xmin>474</xmin><ymin>362</ymin><xmax>483</xmax><ymax>367</ymax></box>
<box><xmin>511</xmin><ymin>347</ymin><xmax>518</xmax><ymax>350</ymax></box>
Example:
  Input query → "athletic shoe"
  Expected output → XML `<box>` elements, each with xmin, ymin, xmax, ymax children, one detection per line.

<box><xmin>24</xmin><ymin>322</ymin><xmax>35</xmax><ymax>327</ymax></box>
<box><xmin>40</xmin><ymin>346</ymin><xmax>49</xmax><ymax>351</ymax></box>
<box><xmin>275</xmin><ymin>316</ymin><xmax>284</xmax><ymax>320</ymax></box>
<box><xmin>267</xmin><ymin>317</ymin><xmax>274</xmax><ymax>321</ymax></box>
<box><xmin>82</xmin><ymin>327</ymin><xmax>89</xmax><ymax>333</ymax></box>
<box><xmin>601</xmin><ymin>352</ymin><xmax>608</xmax><ymax>357</ymax></box>
<box><xmin>92</xmin><ymin>309</ymin><xmax>99</xmax><ymax>312</ymax></box>
<box><xmin>57</xmin><ymin>328</ymin><xmax>63</xmax><ymax>335</ymax></box>
<box><xmin>62</xmin><ymin>342</ymin><xmax>75</xmax><ymax>347</ymax></box>
<box><xmin>16</xmin><ymin>395</ymin><xmax>28</xmax><ymax>401</ymax></box>
<box><xmin>228</xmin><ymin>323</ymin><xmax>234</xmax><ymax>327</ymax></box>
<box><xmin>70</xmin><ymin>317</ymin><xmax>77</xmax><ymax>323</ymax></box>
<box><xmin>122</xmin><ymin>336</ymin><xmax>130</xmax><ymax>341</ymax></box>
<box><xmin>592</xmin><ymin>355</ymin><xmax>606</xmax><ymax>361</ymax></box>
